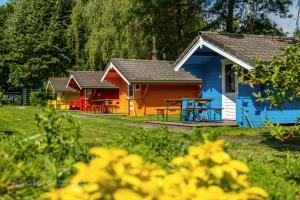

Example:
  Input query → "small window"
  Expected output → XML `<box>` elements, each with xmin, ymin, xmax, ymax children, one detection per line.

<box><xmin>135</xmin><ymin>84</ymin><xmax>141</xmax><ymax>91</ymax></box>
<box><xmin>225</xmin><ymin>64</ymin><xmax>236</xmax><ymax>93</ymax></box>
<box><xmin>85</xmin><ymin>89</ymin><xmax>92</xmax><ymax>99</ymax></box>
<box><xmin>128</xmin><ymin>85</ymin><xmax>134</xmax><ymax>98</ymax></box>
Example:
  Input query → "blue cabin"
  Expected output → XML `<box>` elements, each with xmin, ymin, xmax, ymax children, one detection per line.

<box><xmin>174</xmin><ymin>32</ymin><xmax>299</xmax><ymax>128</ymax></box>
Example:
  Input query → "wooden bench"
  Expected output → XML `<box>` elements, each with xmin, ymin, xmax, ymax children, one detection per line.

<box><xmin>182</xmin><ymin>107</ymin><xmax>223</xmax><ymax>122</ymax></box>
<box><xmin>156</xmin><ymin>108</ymin><xmax>181</xmax><ymax>121</ymax></box>
<box><xmin>212</xmin><ymin>108</ymin><xmax>223</xmax><ymax>122</ymax></box>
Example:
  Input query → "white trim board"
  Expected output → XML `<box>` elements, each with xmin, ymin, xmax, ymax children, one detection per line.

<box><xmin>221</xmin><ymin>61</ymin><xmax>238</xmax><ymax>120</ymax></box>
<box><xmin>101</xmin><ymin>62</ymin><xmax>130</xmax><ymax>85</ymax></box>
<box><xmin>66</xmin><ymin>74</ymin><xmax>82</xmax><ymax>90</ymax></box>
<box><xmin>174</xmin><ymin>36</ymin><xmax>254</xmax><ymax>71</ymax></box>
<box><xmin>46</xmin><ymin>81</ymin><xmax>55</xmax><ymax>93</ymax></box>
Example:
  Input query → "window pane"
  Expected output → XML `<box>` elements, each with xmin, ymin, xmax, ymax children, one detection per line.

<box><xmin>225</xmin><ymin>64</ymin><xmax>236</xmax><ymax>93</ymax></box>
<box><xmin>128</xmin><ymin>85</ymin><xmax>134</xmax><ymax>98</ymax></box>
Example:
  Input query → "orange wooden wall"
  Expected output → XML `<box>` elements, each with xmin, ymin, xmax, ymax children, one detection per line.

<box><xmin>104</xmin><ymin>69</ymin><xmax>201</xmax><ymax>116</ymax></box>
<box><xmin>134</xmin><ymin>83</ymin><xmax>200</xmax><ymax>115</ymax></box>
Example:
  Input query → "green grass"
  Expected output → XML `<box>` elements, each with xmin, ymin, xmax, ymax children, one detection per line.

<box><xmin>1</xmin><ymin>106</ymin><xmax>300</xmax><ymax>199</ymax></box>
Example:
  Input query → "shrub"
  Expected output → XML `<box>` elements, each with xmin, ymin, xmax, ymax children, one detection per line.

<box><xmin>106</xmin><ymin>127</ymin><xmax>209</xmax><ymax>167</ymax></box>
<box><xmin>248</xmin><ymin>157</ymin><xmax>299</xmax><ymax>200</ymax></box>
<box><xmin>0</xmin><ymin>89</ymin><xmax>3</xmax><ymax>106</ymax></box>
<box><xmin>43</xmin><ymin>140</ymin><xmax>267</xmax><ymax>200</ymax></box>
<box><xmin>30</xmin><ymin>91</ymin><xmax>52</xmax><ymax>106</ymax></box>
<box><xmin>263</xmin><ymin>120</ymin><xmax>300</xmax><ymax>141</ymax></box>
<box><xmin>0</xmin><ymin>109</ymin><xmax>89</xmax><ymax>199</ymax></box>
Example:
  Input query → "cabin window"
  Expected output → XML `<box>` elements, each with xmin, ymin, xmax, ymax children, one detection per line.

<box><xmin>225</xmin><ymin>64</ymin><xmax>236</xmax><ymax>93</ymax></box>
<box><xmin>85</xmin><ymin>89</ymin><xmax>92</xmax><ymax>99</ymax></box>
<box><xmin>135</xmin><ymin>84</ymin><xmax>141</xmax><ymax>91</ymax></box>
<box><xmin>128</xmin><ymin>85</ymin><xmax>134</xmax><ymax>98</ymax></box>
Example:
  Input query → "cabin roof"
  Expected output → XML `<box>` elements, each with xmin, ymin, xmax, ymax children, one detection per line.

<box><xmin>103</xmin><ymin>58</ymin><xmax>201</xmax><ymax>84</ymax></box>
<box><xmin>69</xmin><ymin>71</ymin><xmax>118</xmax><ymax>89</ymax></box>
<box><xmin>47</xmin><ymin>77</ymin><xmax>73</xmax><ymax>92</ymax></box>
<box><xmin>174</xmin><ymin>32</ymin><xmax>298</xmax><ymax>70</ymax></box>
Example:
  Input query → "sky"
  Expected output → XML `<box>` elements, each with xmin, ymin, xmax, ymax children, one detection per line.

<box><xmin>0</xmin><ymin>0</ymin><xmax>299</xmax><ymax>36</ymax></box>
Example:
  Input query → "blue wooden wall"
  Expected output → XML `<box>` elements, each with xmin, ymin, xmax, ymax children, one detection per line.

<box><xmin>237</xmin><ymin>84</ymin><xmax>300</xmax><ymax>127</ymax></box>
<box><xmin>182</xmin><ymin>54</ymin><xmax>223</xmax><ymax>109</ymax></box>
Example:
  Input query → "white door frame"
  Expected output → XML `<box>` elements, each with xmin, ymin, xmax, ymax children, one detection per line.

<box><xmin>221</xmin><ymin>59</ymin><xmax>238</xmax><ymax>120</ymax></box>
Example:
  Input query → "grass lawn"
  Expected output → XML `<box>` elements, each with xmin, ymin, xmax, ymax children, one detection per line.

<box><xmin>0</xmin><ymin>105</ymin><xmax>299</xmax><ymax>199</ymax></box>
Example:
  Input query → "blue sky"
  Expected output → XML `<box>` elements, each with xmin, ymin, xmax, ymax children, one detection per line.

<box><xmin>0</xmin><ymin>0</ymin><xmax>299</xmax><ymax>35</ymax></box>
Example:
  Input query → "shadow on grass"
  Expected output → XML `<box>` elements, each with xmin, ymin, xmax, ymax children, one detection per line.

<box><xmin>0</xmin><ymin>130</ymin><xmax>17</xmax><ymax>136</ymax></box>
<box><xmin>260</xmin><ymin>133</ymin><xmax>300</xmax><ymax>152</ymax></box>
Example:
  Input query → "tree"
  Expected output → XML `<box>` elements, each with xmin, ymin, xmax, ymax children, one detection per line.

<box><xmin>68</xmin><ymin>0</ymin><xmax>209</xmax><ymax>69</ymax></box>
<box><xmin>0</xmin><ymin>3</ymin><xmax>14</xmax><ymax>90</ymax></box>
<box><xmin>68</xmin><ymin>0</ymin><xmax>151</xmax><ymax>70</ymax></box>
<box><xmin>5</xmin><ymin>0</ymin><xmax>73</xmax><ymax>88</ymax></box>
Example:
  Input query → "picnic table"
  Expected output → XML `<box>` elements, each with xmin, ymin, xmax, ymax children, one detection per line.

<box><xmin>181</xmin><ymin>98</ymin><xmax>214</xmax><ymax>122</ymax></box>
<box><xmin>158</xmin><ymin>98</ymin><xmax>214</xmax><ymax>122</ymax></box>
<box><xmin>86</xmin><ymin>99</ymin><xmax>117</xmax><ymax>114</ymax></box>
<box><xmin>55</xmin><ymin>100</ymin><xmax>80</xmax><ymax>110</ymax></box>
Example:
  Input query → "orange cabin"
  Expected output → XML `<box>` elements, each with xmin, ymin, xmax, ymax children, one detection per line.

<box><xmin>101</xmin><ymin>59</ymin><xmax>202</xmax><ymax>116</ymax></box>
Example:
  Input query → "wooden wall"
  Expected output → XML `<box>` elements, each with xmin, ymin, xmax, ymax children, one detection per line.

<box><xmin>103</xmin><ymin>68</ymin><xmax>201</xmax><ymax>115</ymax></box>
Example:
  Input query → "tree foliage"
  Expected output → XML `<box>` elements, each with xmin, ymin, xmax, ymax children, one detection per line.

<box><xmin>0</xmin><ymin>0</ymin><xmax>294</xmax><ymax>88</ymax></box>
<box><xmin>5</xmin><ymin>0</ymin><xmax>73</xmax><ymax>88</ymax></box>
<box><xmin>0</xmin><ymin>3</ymin><xmax>14</xmax><ymax>90</ymax></box>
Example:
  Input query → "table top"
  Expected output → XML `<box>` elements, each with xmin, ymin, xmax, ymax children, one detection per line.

<box><xmin>165</xmin><ymin>98</ymin><xmax>214</xmax><ymax>102</ymax></box>
<box><xmin>90</xmin><ymin>99</ymin><xmax>114</xmax><ymax>102</ymax></box>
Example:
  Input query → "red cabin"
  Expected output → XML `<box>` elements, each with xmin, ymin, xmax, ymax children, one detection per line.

<box><xmin>66</xmin><ymin>71</ymin><xmax>119</xmax><ymax>112</ymax></box>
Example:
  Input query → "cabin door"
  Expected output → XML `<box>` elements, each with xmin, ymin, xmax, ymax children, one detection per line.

<box><xmin>222</xmin><ymin>63</ymin><xmax>238</xmax><ymax>120</ymax></box>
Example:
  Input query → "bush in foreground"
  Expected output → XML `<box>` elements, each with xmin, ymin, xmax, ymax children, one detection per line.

<box><xmin>43</xmin><ymin>140</ymin><xmax>267</xmax><ymax>200</ymax></box>
<box><xmin>0</xmin><ymin>109</ymin><xmax>89</xmax><ymax>199</ymax></box>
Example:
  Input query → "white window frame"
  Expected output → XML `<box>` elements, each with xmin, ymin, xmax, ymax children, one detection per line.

<box><xmin>221</xmin><ymin>59</ymin><xmax>238</xmax><ymax>96</ymax></box>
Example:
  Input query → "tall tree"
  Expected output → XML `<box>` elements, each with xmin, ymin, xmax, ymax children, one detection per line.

<box><xmin>0</xmin><ymin>3</ymin><xmax>14</xmax><ymax>90</ymax></box>
<box><xmin>68</xmin><ymin>0</ymin><xmax>151</xmax><ymax>70</ymax></box>
<box><xmin>68</xmin><ymin>0</ymin><xmax>209</xmax><ymax>69</ymax></box>
<box><xmin>5</xmin><ymin>0</ymin><xmax>73</xmax><ymax>88</ymax></box>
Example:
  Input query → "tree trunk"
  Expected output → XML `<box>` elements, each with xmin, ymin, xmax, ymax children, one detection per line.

<box><xmin>175</xmin><ymin>0</ymin><xmax>184</xmax><ymax>44</ymax></box>
<box><xmin>226</xmin><ymin>0</ymin><xmax>235</xmax><ymax>32</ymax></box>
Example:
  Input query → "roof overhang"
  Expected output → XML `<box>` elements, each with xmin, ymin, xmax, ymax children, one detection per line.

<box><xmin>101</xmin><ymin>62</ymin><xmax>131</xmax><ymax>85</ymax></box>
<box><xmin>46</xmin><ymin>81</ymin><xmax>55</xmax><ymax>93</ymax></box>
<box><xmin>131</xmin><ymin>80</ymin><xmax>202</xmax><ymax>83</ymax></box>
<box><xmin>66</xmin><ymin>74</ymin><xmax>82</xmax><ymax>90</ymax></box>
<box><xmin>174</xmin><ymin>36</ymin><xmax>254</xmax><ymax>71</ymax></box>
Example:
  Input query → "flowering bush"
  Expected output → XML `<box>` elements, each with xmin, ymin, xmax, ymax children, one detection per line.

<box><xmin>43</xmin><ymin>140</ymin><xmax>267</xmax><ymax>200</ymax></box>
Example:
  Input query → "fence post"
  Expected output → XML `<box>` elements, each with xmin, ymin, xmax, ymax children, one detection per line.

<box><xmin>22</xmin><ymin>88</ymin><xmax>26</xmax><ymax>105</ymax></box>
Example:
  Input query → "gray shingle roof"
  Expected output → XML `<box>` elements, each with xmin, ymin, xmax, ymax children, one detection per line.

<box><xmin>48</xmin><ymin>77</ymin><xmax>73</xmax><ymax>92</ymax></box>
<box><xmin>71</xmin><ymin>71</ymin><xmax>118</xmax><ymax>89</ymax></box>
<box><xmin>110</xmin><ymin>58</ymin><xmax>201</xmax><ymax>83</ymax></box>
<box><xmin>175</xmin><ymin>32</ymin><xmax>298</xmax><ymax>67</ymax></box>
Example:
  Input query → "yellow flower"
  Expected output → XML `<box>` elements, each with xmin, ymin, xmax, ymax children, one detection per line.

<box><xmin>210</xmin><ymin>152</ymin><xmax>230</xmax><ymax>164</ymax></box>
<box><xmin>229</xmin><ymin>160</ymin><xmax>249</xmax><ymax>173</ymax></box>
<box><xmin>209</xmin><ymin>166</ymin><xmax>224</xmax><ymax>179</ymax></box>
<box><xmin>42</xmin><ymin>140</ymin><xmax>267</xmax><ymax>200</ymax></box>
<box><xmin>122</xmin><ymin>174</ymin><xmax>141</xmax><ymax>187</ymax></box>
<box><xmin>245</xmin><ymin>187</ymin><xmax>268</xmax><ymax>198</ymax></box>
<box><xmin>113</xmin><ymin>162</ymin><xmax>125</xmax><ymax>177</ymax></box>
<box><xmin>114</xmin><ymin>189</ymin><xmax>143</xmax><ymax>200</ymax></box>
